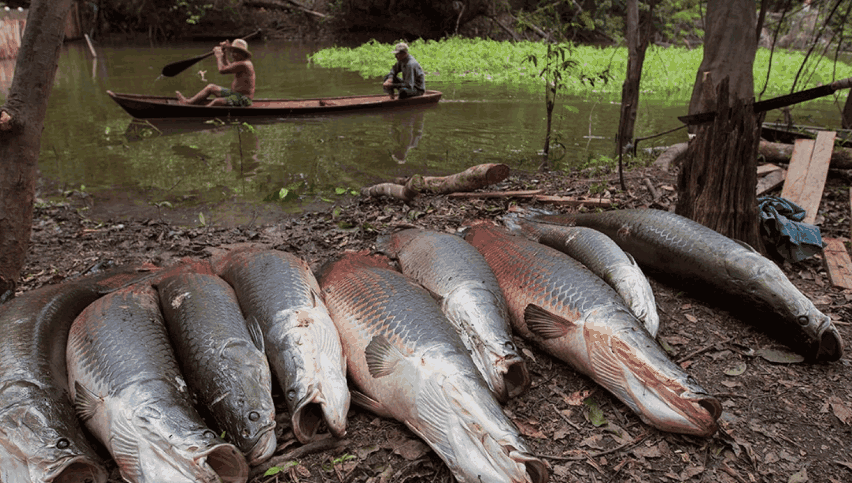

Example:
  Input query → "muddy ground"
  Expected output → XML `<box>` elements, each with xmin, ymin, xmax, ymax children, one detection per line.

<box><xmin>21</xmin><ymin>160</ymin><xmax>852</xmax><ymax>483</ymax></box>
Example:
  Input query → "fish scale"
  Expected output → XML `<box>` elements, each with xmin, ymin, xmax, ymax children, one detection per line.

<box><xmin>465</xmin><ymin>223</ymin><xmax>721</xmax><ymax>437</ymax></box>
<box><xmin>377</xmin><ymin>229</ymin><xmax>530</xmax><ymax>402</ymax></box>
<box><xmin>156</xmin><ymin>270</ymin><xmax>277</xmax><ymax>466</ymax></box>
<box><xmin>214</xmin><ymin>249</ymin><xmax>349</xmax><ymax>444</ymax></box>
<box><xmin>318</xmin><ymin>252</ymin><xmax>548</xmax><ymax>483</ymax></box>
<box><xmin>507</xmin><ymin>216</ymin><xmax>660</xmax><ymax>337</ymax></box>
<box><xmin>531</xmin><ymin>208</ymin><xmax>844</xmax><ymax>361</ymax></box>
<box><xmin>66</xmin><ymin>283</ymin><xmax>248</xmax><ymax>483</ymax></box>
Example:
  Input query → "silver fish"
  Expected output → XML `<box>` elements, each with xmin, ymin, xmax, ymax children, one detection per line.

<box><xmin>531</xmin><ymin>208</ymin><xmax>843</xmax><ymax>361</ymax></box>
<box><xmin>0</xmin><ymin>265</ymin><xmax>156</xmax><ymax>483</ymax></box>
<box><xmin>505</xmin><ymin>214</ymin><xmax>660</xmax><ymax>337</ymax></box>
<box><xmin>318</xmin><ymin>252</ymin><xmax>548</xmax><ymax>483</ymax></box>
<box><xmin>66</xmin><ymin>283</ymin><xmax>248</xmax><ymax>483</ymax></box>
<box><xmin>214</xmin><ymin>248</ymin><xmax>350</xmax><ymax>443</ymax></box>
<box><xmin>377</xmin><ymin>228</ymin><xmax>530</xmax><ymax>402</ymax></box>
<box><xmin>465</xmin><ymin>223</ymin><xmax>722</xmax><ymax>437</ymax></box>
<box><xmin>156</xmin><ymin>269</ymin><xmax>277</xmax><ymax>466</ymax></box>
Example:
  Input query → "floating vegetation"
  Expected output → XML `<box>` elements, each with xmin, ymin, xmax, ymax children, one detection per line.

<box><xmin>309</xmin><ymin>38</ymin><xmax>852</xmax><ymax>101</ymax></box>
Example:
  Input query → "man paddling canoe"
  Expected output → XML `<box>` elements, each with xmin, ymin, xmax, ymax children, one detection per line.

<box><xmin>177</xmin><ymin>38</ymin><xmax>255</xmax><ymax>107</ymax></box>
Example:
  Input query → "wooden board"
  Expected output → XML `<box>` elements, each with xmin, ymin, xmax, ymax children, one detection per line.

<box><xmin>823</xmin><ymin>237</ymin><xmax>852</xmax><ymax>290</ymax></box>
<box><xmin>779</xmin><ymin>131</ymin><xmax>836</xmax><ymax>224</ymax></box>
<box><xmin>756</xmin><ymin>164</ymin><xmax>786</xmax><ymax>196</ymax></box>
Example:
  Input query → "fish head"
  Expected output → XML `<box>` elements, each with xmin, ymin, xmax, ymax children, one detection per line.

<box><xmin>726</xmin><ymin>251</ymin><xmax>843</xmax><ymax>361</ymax></box>
<box><xmin>287</xmin><ymin>367</ymin><xmax>351</xmax><ymax>444</ymax></box>
<box><xmin>586</xmin><ymin>309</ymin><xmax>721</xmax><ymax>437</ymax></box>
<box><xmin>439</xmin><ymin>374</ymin><xmax>549</xmax><ymax>483</ymax></box>
<box><xmin>0</xmin><ymin>398</ymin><xmax>107</xmax><ymax>483</ymax></box>
<box><xmin>445</xmin><ymin>286</ymin><xmax>530</xmax><ymax>401</ymax></box>
<box><xmin>125</xmin><ymin>401</ymin><xmax>248</xmax><ymax>483</ymax></box>
<box><xmin>217</xmin><ymin>340</ymin><xmax>277</xmax><ymax>465</ymax></box>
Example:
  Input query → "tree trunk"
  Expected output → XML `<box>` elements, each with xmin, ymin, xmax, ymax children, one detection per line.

<box><xmin>0</xmin><ymin>0</ymin><xmax>73</xmax><ymax>298</ymax></box>
<box><xmin>678</xmin><ymin>0</ymin><xmax>763</xmax><ymax>251</ymax></box>
<box><xmin>843</xmin><ymin>91</ymin><xmax>852</xmax><ymax>129</ymax></box>
<box><xmin>615</xmin><ymin>0</ymin><xmax>654</xmax><ymax>155</ymax></box>
<box><xmin>678</xmin><ymin>76</ymin><xmax>765</xmax><ymax>251</ymax></box>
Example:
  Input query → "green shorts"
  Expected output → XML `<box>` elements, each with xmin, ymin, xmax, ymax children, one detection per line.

<box><xmin>220</xmin><ymin>88</ymin><xmax>252</xmax><ymax>107</ymax></box>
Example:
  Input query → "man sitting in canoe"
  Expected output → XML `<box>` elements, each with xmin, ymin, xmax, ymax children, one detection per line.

<box><xmin>176</xmin><ymin>39</ymin><xmax>255</xmax><ymax>107</ymax></box>
<box><xmin>382</xmin><ymin>42</ymin><xmax>425</xmax><ymax>100</ymax></box>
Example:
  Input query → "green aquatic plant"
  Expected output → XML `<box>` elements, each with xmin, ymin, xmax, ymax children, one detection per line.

<box><xmin>309</xmin><ymin>39</ymin><xmax>852</xmax><ymax>101</ymax></box>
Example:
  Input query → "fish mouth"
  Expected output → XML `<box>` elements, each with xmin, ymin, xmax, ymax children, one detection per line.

<box><xmin>244</xmin><ymin>427</ymin><xmax>277</xmax><ymax>466</ymax></box>
<box><xmin>491</xmin><ymin>354</ymin><xmax>530</xmax><ymax>402</ymax></box>
<box><xmin>196</xmin><ymin>443</ymin><xmax>249</xmax><ymax>483</ymax></box>
<box><xmin>642</xmin><ymin>390</ymin><xmax>722</xmax><ymax>438</ymax></box>
<box><xmin>813</xmin><ymin>318</ymin><xmax>844</xmax><ymax>362</ymax></box>
<box><xmin>46</xmin><ymin>457</ymin><xmax>108</xmax><ymax>483</ymax></box>
<box><xmin>292</xmin><ymin>384</ymin><xmax>348</xmax><ymax>443</ymax></box>
<box><xmin>506</xmin><ymin>447</ymin><xmax>549</xmax><ymax>483</ymax></box>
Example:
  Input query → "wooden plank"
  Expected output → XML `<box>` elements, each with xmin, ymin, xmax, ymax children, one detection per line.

<box><xmin>799</xmin><ymin>131</ymin><xmax>836</xmax><ymax>224</ymax></box>
<box><xmin>780</xmin><ymin>138</ymin><xmax>814</xmax><ymax>204</ymax></box>
<box><xmin>756</xmin><ymin>164</ymin><xmax>786</xmax><ymax>196</ymax></box>
<box><xmin>823</xmin><ymin>237</ymin><xmax>852</xmax><ymax>290</ymax></box>
<box><xmin>447</xmin><ymin>189</ymin><xmax>543</xmax><ymax>199</ymax></box>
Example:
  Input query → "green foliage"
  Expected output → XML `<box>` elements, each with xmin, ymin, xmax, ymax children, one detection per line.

<box><xmin>654</xmin><ymin>0</ymin><xmax>704</xmax><ymax>43</ymax></box>
<box><xmin>310</xmin><ymin>39</ymin><xmax>852</xmax><ymax>102</ymax></box>
<box><xmin>171</xmin><ymin>0</ymin><xmax>214</xmax><ymax>25</ymax></box>
<box><xmin>264</xmin><ymin>460</ymin><xmax>299</xmax><ymax>476</ymax></box>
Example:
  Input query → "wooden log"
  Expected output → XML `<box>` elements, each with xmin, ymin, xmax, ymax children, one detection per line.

<box><xmin>397</xmin><ymin>163</ymin><xmax>510</xmax><ymax>194</ymax></box>
<box><xmin>823</xmin><ymin>237</ymin><xmax>852</xmax><ymax>290</ymax></box>
<box><xmin>759</xmin><ymin>139</ymin><xmax>852</xmax><ymax>170</ymax></box>
<box><xmin>360</xmin><ymin>183</ymin><xmax>417</xmax><ymax>203</ymax></box>
<box><xmin>652</xmin><ymin>142</ymin><xmax>688</xmax><ymax>172</ymax></box>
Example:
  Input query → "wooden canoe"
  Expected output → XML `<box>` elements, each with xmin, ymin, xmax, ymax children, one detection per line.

<box><xmin>107</xmin><ymin>90</ymin><xmax>442</xmax><ymax>119</ymax></box>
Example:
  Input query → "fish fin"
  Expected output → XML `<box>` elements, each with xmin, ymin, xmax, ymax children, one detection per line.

<box><xmin>365</xmin><ymin>335</ymin><xmax>406</xmax><ymax>378</ymax></box>
<box><xmin>734</xmin><ymin>239</ymin><xmax>758</xmax><ymax>253</ymax></box>
<box><xmin>246</xmin><ymin>315</ymin><xmax>265</xmax><ymax>353</ymax></box>
<box><xmin>524</xmin><ymin>304</ymin><xmax>573</xmax><ymax>339</ymax></box>
<box><xmin>73</xmin><ymin>382</ymin><xmax>102</xmax><ymax>423</ymax></box>
<box><xmin>625</xmin><ymin>252</ymin><xmax>640</xmax><ymax>268</ymax></box>
<box><xmin>409</xmin><ymin>378</ymin><xmax>452</xmax><ymax>455</ymax></box>
<box><xmin>350</xmin><ymin>390</ymin><xmax>393</xmax><ymax>418</ymax></box>
<box><xmin>587</xmin><ymin>338</ymin><xmax>636</xmax><ymax>411</ymax></box>
<box><xmin>111</xmin><ymin>413</ymin><xmax>144</xmax><ymax>483</ymax></box>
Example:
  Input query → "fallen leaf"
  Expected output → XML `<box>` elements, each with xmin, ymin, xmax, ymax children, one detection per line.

<box><xmin>724</xmin><ymin>361</ymin><xmax>747</xmax><ymax>376</ymax></box>
<box><xmin>516</xmin><ymin>420</ymin><xmax>547</xmax><ymax>439</ymax></box>
<box><xmin>553</xmin><ymin>424</ymin><xmax>571</xmax><ymax>441</ymax></box>
<box><xmin>392</xmin><ymin>438</ymin><xmax>429</xmax><ymax>460</ymax></box>
<box><xmin>679</xmin><ymin>465</ymin><xmax>704</xmax><ymax>480</ymax></box>
<box><xmin>583</xmin><ymin>397</ymin><xmax>608</xmax><ymax>427</ymax></box>
<box><xmin>563</xmin><ymin>389</ymin><xmax>593</xmax><ymax>406</ymax></box>
<box><xmin>788</xmin><ymin>467</ymin><xmax>808</xmax><ymax>483</ymax></box>
<box><xmin>579</xmin><ymin>433</ymin><xmax>605</xmax><ymax>450</ymax></box>
<box><xmin>633</xmin><ymin>445</ymin><xmax>663</xmax><ymax>459</ymax></box>
<box><xmin>754</xmin><ymin>347</ymin><xmax>805</xmax><ymax>364</ymax></box>
<box><xmin>684</xmin><ymin>314</ymin><xmax>698</xmax><ymax>323</ymax></box>
<box><xmin>829</xmin><ymin>396</ymin><xmax>852</xmax><ymax>425</ymax></box>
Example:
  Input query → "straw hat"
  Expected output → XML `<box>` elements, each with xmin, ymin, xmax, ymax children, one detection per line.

<box><xmin>392</xmin><ymin>42</ymin><xmax>409</xmax><ymax>55</ymax></box>
<box><xmin>226</xmin><ymin>39</ymin><xmax>251</xmax><ymax>58</ymax></box>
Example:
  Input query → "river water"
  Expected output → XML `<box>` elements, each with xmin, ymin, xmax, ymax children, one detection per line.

<box><xmin>4</xmin><ymin>39</ymin><xmax>846</xmax><ymax>217</ymax></box>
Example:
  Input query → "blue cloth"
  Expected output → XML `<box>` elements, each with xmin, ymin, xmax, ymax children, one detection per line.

<box><xmin>757</xmin><ymin>196</ymin><xmax>824</xmax><ymax>262</ymax></box>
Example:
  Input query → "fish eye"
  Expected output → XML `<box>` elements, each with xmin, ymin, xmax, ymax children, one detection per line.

<box><xmin>798</xmin><ymin>315</ymin><xmax>809</xmax><ymax>326</ymax></box>
<box><xmin>287</xmin><ymin>389</ymin><xmax>297</xmax><ymax>400</ymax></box>
<box><xmin>504</xmin><ymin>341</ymin><xmax>516</xmax><ymax>351</ymax></box>
<box><xmin>248</xmin><ymin>411</ymin><xmax>260</xmax><ymax>421</ymax></box>
<box><xmin>56</xmin><ymin>438</ymin><xmax>70</xmax><ymax>449</ymax></box>
<box><xmin>202</xmin><ymin>430</ymin><xmax>216</xmax><ymax>440</ymax></box>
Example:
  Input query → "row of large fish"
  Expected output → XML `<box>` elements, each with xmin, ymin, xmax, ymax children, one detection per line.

<box><xmin>0</xmin><ymin>208</ymin><xmax>843</xmax><ymax>483</ymax></box>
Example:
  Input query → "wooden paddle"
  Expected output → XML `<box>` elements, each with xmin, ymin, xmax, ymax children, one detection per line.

<box><xmin>160</xmin><ymin>30</ymin><xmax>261</xmax><ymax>78</ymax></box>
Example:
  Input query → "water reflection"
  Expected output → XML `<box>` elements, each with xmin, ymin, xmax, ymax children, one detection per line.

<box><xmin>385</xmin><ymin>107</ymin><xmax>426</xmax><ymax>164</ymax></box>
